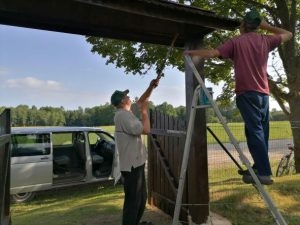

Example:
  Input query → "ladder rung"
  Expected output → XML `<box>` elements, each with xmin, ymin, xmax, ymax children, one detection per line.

<box><xmin>193</xmin><ymin>105</ymin><xmax>211</xmax><ymax>109</ymax></box>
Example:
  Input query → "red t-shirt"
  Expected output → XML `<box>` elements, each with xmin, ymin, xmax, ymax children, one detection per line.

<box><xmin>217</xmin><ymin>32</ymin><xmax>281</xmax><ymax>95</ymax></box>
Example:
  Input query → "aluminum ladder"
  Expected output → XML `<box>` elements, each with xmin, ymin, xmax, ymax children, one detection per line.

<box><xmin>172</xmin><ymin>55</ymin><xmax>288</xmax><ymax>225</ymax></box>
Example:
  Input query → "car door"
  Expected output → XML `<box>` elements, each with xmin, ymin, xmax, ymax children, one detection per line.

<box><xmin>10</xmin><ymin>133</ymin><xmax>52</xmax><ymax>193</ymax></box>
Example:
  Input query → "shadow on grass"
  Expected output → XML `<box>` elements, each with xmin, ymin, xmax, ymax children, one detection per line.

<box><xmin>210</xmin><ymin>175</ymin><xmax>300</xmax><ymax>225</ymax></box>
<box><xmin>10</xmin><ymin>174</ymin><xmax>300</xmax><ymax>225</ymax></box>
<box><xmin>11</xmin><ymin>183</ymin><xmax>124</xmax><ymax>225</ymax></box>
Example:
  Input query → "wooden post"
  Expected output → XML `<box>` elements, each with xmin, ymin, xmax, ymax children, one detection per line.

<box><xmin>0</xmin><ymin>109</ymin><xmax>11</xmax><ymax>225</ymax></box>
<box><xmin>184</xmin><ymin>38</ymin><xmax>209</xmax><ymax>224</ymax></box>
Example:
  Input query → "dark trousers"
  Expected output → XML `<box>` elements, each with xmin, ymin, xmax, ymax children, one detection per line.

<box><xmin>236</xmin><ymin>91</ymin><xmax>272</xmax><ymax>176</ymax></box>
<box><xmin>121</xmin><ymin>164</ymin><xmax>147</xmax><ymax>225</ymax></box>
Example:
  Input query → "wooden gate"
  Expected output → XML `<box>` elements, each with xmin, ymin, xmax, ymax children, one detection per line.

<box><xmin>0</xmin><ymin>109</ymin><xmax>11</xmax><ymax>225</ymax></box>
<box><xmin>149</xmin><ymin>108</ymin><xmax>210</xmax><ymax>223</ymax></box>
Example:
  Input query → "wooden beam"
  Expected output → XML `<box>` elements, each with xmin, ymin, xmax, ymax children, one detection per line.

<box><xmin>0</xmin><ymin>0</ymin><xmax>239</xmax><ymax>47</ymax></box>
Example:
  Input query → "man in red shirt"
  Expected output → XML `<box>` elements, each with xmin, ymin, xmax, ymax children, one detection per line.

<box><xmin>184</xmin><ymin>9</ymin><xmax>292</xmax><ymax>185</ymax></box>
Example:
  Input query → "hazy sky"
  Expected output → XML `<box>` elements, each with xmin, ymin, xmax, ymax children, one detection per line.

<box><xmin>0</xmin><ymin>24</ymin><xmax>280</xmax><ymax>110</ymax></box>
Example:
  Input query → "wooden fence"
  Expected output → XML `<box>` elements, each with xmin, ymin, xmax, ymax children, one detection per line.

<box><xmin>0</xmin><ymin>109</ymin><xmax>11</xmax><ymax>225</ymax></box>
<box><xmin>148</xmin><ymin>109</ymin><xmax>210</xmax><ymax>223</ymax></box>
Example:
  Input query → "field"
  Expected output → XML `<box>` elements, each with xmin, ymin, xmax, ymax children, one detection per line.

<box><xmin>10</xmin><ymin>174</ymin><xmax>300</xmax><ymax>225</ymax></box>
<box><xmin>10</xmin><ymin>121</ymin><xmax>298</xmax><ymax>225</ymax></box>
<box><xmin>102</xmin><ymin>121</ymin><xmax>292</xmax><ymax>144</ymax></box>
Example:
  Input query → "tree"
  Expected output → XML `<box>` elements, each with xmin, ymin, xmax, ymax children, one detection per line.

<box><xmin>86</xmin><ymin>0</ymin><xmax>300</xmax><ymax>172</ymax></box>
<box><xmin>156</xmin><ymin>102</ymin><xmax>177</xmax><ymax>117</ymax></box>
<box><xmin>87</xmin><ymin>103</ymin><xmax>115</xmax><ymax>126</ymax></box>
<box><xmin>13</xmin><ymin>105</ymin><xmax>29</xmax><ymax>126</ymax></box>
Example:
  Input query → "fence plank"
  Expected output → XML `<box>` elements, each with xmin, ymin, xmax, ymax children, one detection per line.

<box><xmin>149</xmin><ymin>109</ymin><xmax>187</xmax><ymax>219</ymax></box>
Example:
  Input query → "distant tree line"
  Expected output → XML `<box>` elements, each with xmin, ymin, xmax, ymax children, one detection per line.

<box><xmin>0</xmin><ymin>101</ymin><xmax>287</xmax><ymax>127</ymax></box>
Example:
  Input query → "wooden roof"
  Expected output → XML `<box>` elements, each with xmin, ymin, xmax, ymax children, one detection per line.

<box><xmin>0</xmin><ymin>0</ymin><xmax>240</xmax><ymax>47</ymax></box>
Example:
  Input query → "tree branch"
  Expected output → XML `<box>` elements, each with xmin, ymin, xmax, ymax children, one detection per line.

<box><xmin>268</xmin><ymin>77</ymin><xmax>290</xmax><ymax>115</ymax></box>
<box><xmin>240</xmin><ymin>0</ymin><xmax>274</xmax><ymax>13</ymax></box>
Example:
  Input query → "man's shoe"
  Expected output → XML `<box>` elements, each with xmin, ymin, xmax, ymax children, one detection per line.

<box><xmin>238</xmin><ymin>169</ymin><xmax>250</xmax><ymax>175</ymax></box>
<box><xmin>242</xmin><ymin>174</ymin><xmax>274</xmax><ymax>185</ymax></box>
<box><xmin>139</xmin><ymin>222</ymin><xmax>153</xmax><ymax>225</ymax></box>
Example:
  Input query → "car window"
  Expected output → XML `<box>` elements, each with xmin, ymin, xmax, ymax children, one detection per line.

<box><xmin>88</xmin><ymin>131</ymin><xmax>114</xmax><ymax>145</ymax></box>
<box><xmin>52</xmin><ymin>132</ymin><xmax>85</xmax><ymax>146</ymax></box>
<box><xmin>52</xmin><ymin>132</ymin><xmax>73</xmax><ymax>146</ymax></box>
<box><xmin>11</xmin><ymin>133</ymin><xmax>51</xmax><ymax>157</ymax></box>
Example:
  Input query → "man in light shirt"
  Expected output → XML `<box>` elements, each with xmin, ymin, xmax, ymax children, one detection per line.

<box><xmin>111</xmin><ymin>78</ymin><xmax>159</xmax><ymax>225</ymax></box>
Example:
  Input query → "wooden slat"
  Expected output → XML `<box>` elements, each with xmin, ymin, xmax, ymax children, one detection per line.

<box><xmin>150</xmin><ymin>135</ymin><xmax>177</xmax><ymax>196</ymax></box>
<box><xmin>149</xmin><ymin>109</ymin><xmax>188</xmax><ymax>217</ymax></box>
<box><xmin>150</xmin><ymin>128</ymin><xmax>186</xmax><ymax>137</ymax></box>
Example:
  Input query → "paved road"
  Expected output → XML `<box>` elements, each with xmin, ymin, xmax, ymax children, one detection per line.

<box><xmin>145</xmin><ymin>139</ymin><xmax>293</xmax><ymax>174</ymax></box>
<box><xmin>208</xmin><ymin>139</ymin><xmax>293</xmax><ymax>153</ymax></box>
<box><xmin>207</xmin><ymin>139</ymin><xmax>293</xmax><ymax>168</ymax></box>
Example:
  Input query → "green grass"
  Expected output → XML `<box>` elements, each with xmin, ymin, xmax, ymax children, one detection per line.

<box><xmin>100</xmin><ymin>125</ymin><xmax>115</xmax><ymax>134</ymax></box>
<box><xmin>10</xmin><ymin>174</ymin><xmax>300</xmax><ymax>225</ymax></box>
<box><xmin>10</xmin><ymin>121</ymin><xmax>294</xmax><ymax>225</ymax></box>
<box><xmin>207</xmin><ymin>121</ymin><xmax>292</xmax><ymax>144</ymax></box>
<box><xmin>207</xmin><ymin>161</ymin><xmax>300</xmax><ymax>225</ymax></box>
<box><xmin>209</xmin><ymin>174</ymin><xmax>300</xmax><ymax>225</ymax></box>
<box><xmin>102</xmin><ymin>121</ymin><xmax>292</xmax><ymax>144</ymax></box>
<box><xmin>10</xmin><ymin>183</ymin><xmax>124</xmax><ymax>225</ymax></box>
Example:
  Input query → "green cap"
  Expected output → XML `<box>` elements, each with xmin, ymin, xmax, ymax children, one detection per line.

<box><xmin>244</xmin><ymin>9</ymin><xmax>261</xmax><ymax>27</ymax></box>
<box><xmin>110</xmin><ymin>89</ymin><xmax>129</xmax><ymax>107</ymax></box>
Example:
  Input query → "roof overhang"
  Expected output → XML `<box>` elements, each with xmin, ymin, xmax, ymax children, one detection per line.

<box><xmin>0</xmin><ymin>0</ymin><xmax>240</xmax><ymax>47</ymax></box>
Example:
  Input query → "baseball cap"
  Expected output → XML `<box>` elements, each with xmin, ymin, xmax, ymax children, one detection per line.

<box><xmin>110</xmin><ymin>89</ymin><xmax>129</xmax><ymax>107</ymax></box>
<box><xmin>244</xmin><ymin>9</ymin><xmax>261</xmax><ymax>27</ymax></box>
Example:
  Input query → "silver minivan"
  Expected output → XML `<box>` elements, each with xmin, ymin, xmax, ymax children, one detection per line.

<box><xmin>10</xmin><ymin>126</ymin><xmax>116</xmax><ymax>203</ymax></box>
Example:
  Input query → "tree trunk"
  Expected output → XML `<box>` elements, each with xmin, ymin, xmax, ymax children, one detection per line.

<box><xmin>289</xmin><ymin>96</ymin><xmax>300</xmax><ymax>173</ymax></box>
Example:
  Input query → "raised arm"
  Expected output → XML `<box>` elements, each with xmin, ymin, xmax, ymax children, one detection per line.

<box><xmin>183</xmin><ymin>49</ymin><xmax>220</xmax><ymax>59</ymax></box>
<box><xmin>259</xmin><ymin>20</ymin><xmax>293</xmax><ymax>43</ymax></box>
<box><xmin>137</xmin><ymin>78</ymin><xmax>159</xmax><ymax>134</ymax></box>
<box><xmin>136</xmin><ymin>79</ymin><xmax>159</xmax><ymax>105</ymax></box>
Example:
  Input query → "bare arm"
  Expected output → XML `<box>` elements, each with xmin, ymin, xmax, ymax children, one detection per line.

<box><xmin>183</xmin><ymin>49</ymin><xmax>220</xmax><ymax>59</ymax></box>
<box><xmin>137</xmin><ymin>79</ymin><xmax>159</xmax><ymax>134</ymax></box>
<box><xmin>140</xmin><ymin>101</ymin><xmax>151</xmax><ymax>134</ymax></box>
<box><xmin>136</xmin><ymin>79</ymin><xmax>159</xmax><ymax>106</ymax></box>
<box><xmin>260</xmin><ymin>20</ymin><xmax>293</xmax><ymax>43</ymax></box>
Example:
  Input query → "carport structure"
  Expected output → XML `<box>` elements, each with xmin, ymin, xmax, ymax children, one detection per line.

<box><xmin>0</xmin><ymin>0</ymin><xmax>239</xmax><ymax>224</ymax></box>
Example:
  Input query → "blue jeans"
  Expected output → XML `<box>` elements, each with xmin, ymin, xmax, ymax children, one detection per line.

<box><xmin>236</xmin><ymin>91</ymin><xmax>272</xmax><ymax>176</ymax></box>
<box><xmin>121</xmin><ymin>164</ymin><xmax>147</xmax><ymax>225</ymax></box>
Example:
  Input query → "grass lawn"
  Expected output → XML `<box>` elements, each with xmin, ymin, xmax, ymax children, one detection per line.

<box><xmin>10</xmin><ymin>182</ymin><xmax>172</xmax><ymax>225</ymax></box>
<box><xmin>10</xmin><ymin>175</ymin><xmax>300</xmax><ymax>225</ymax></box>
<box><xmin>10</xmin><ymin>183</ymin><xmax>125</xmax><ymax>225</ymax></box>
<box><xmin>207</xmin><ymin>121</ymin><xmax>292</xmax><ymax>144</ymax></box>
<box><xmin>209</xmin><ymin>166</ymin><xmax>300</xmax><ymax>225</ymax></box>
<box><xmin>102</xmin><ymin>121</ymin><xmax>292</xmax><ymax>144</ymax></box>
<box><xmin>10</xmin><ymin>121</ymin><xmax>296</xmax><ymax>224</ymax></box>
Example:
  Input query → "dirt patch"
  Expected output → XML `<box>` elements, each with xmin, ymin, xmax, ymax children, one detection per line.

<box><xmin>83</xmin><ymin>204</ymin><xmax>172</xmax><ymax>225</ymax></box>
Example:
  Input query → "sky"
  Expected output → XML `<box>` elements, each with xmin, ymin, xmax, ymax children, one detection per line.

<box><xmin>0</xmin><ymin>24</ymin><xmax>280</xmax><ymax>110</ymax></box>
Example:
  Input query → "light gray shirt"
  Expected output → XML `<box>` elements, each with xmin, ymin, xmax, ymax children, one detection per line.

<box><xmin>114</xmin><ymin>108</ymin><xmax>147</xmax><ymax>172</ymax></box>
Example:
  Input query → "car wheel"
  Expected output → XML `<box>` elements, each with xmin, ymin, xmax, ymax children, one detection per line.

<box><xmin>11</xmin><ymin>192</ymin><xmax>36</xmax><ymax>203</ymax></box>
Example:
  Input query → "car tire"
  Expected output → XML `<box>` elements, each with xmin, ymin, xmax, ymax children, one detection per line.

<box><xmin>11</xmin><ymin>192</ymin><xmax>36</xmax><ymax>203</ymax></box>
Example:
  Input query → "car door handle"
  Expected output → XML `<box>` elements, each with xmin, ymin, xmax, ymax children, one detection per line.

<box><xmin>40</xmin><ymin>157</ymin><xmax>49</xmax><ymax>160</ymax></box>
